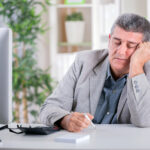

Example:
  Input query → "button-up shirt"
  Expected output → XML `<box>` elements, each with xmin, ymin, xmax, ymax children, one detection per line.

<box><xmin>93</xmin><ymin>64</ymin><xmax>127</xmax><ymax>124</ymax></box>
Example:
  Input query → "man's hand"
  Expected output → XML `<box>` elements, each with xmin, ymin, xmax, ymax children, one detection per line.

<box><xmin>129</xmin><ymin>42</ymin><xmax>150</xmax><ymax>78</ymax></box>
<box><xmin>60</xmin><ymin>112</ymin><xmax>94</xmax><ymax>132</ymax></box>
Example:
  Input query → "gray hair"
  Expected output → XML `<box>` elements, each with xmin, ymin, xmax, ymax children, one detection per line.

<box><xmin>111</xmin><ymin>13</ymin><xmax>150</xmax><ymax>42</ymax></box>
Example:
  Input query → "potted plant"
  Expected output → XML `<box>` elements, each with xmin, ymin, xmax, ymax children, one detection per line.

<box><xmin>65</xmin><ymin>12</ymin><xmax>85</xmax><ymax>44</ymax></box>
<box><xmin>0</xmin><ymin>0</ymin><xmax>54</xmax><ymax>123</ymax></box>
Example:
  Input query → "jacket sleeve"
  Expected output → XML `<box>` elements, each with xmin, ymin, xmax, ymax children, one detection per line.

<box><xmin>127</xmin><ymin>72</ymin><xmax>150</xmax><ymax>127</ymax></box>
<box><xmin>39</xmin><ymin>54</ymin><xmax>82</xmax><ymax>126</ymax></box>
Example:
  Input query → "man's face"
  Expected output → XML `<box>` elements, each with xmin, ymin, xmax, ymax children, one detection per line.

<box><xmin>108</xmin><ymin>26</ymin><xmax>143</xmax><ymax>78</ymax></box>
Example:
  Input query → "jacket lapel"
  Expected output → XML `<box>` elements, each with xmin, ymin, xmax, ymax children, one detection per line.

<box><xmin>89</xmin><ymin>58</ymin><xmax>108</xmax><ymax>115</ymax></box>
<box><xmin>117</xmin><ymin>83</ymin><xmax>127</xmax><ymax>119</ymax></box>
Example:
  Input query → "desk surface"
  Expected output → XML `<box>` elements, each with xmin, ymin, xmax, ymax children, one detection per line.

<box><xmin>0</xmin><ymin>124</ymin><xmax>150</xmax><ymax>150</ymax></box>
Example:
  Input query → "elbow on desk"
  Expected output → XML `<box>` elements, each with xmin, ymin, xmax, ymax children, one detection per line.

<box><xmin>131</xmin><ymin>117</ymin><xmax>150</xmax><ymax>128</ymax></box>
<box><xmin>39</xmin><ymin>110</ymin><xmax>47</xmax><ymax>125</ymax></box>
<box><xmin>39</xmin><ymin>112</ymin><xmax>54</xmax><ymax>126</ymax></box>
<box><xmin>39</xmin><ymin>107</ymin><xmax>52</xmax><ymax>126</ymax></box>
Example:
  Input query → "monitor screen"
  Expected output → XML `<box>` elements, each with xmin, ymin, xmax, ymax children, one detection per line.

<box><xmin>0</xmin><ymin>28</ymin><xmax>12</xmax><ymax>124</ymax></box>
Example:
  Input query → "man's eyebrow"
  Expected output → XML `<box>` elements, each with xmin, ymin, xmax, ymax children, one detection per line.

<box><xmin>113</xmin><ymin>37</ymin><xmax>121</xmax><ymax>41</ymax></box>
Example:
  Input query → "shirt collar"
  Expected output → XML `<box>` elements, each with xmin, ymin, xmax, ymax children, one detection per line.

<box><xmin>106</xmin><ymin>63</ymin><xmax>128</xmax><ymax>81</ymax></box>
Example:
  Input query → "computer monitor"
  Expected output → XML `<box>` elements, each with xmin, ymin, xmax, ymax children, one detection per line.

<box><xmin>0</xmin><ymin>28</ymin><xmax>12</xmax><ymax>124</ymax></box>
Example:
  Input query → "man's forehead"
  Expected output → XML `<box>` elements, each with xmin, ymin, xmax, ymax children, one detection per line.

<box><xmin>111</xmin><ymin>26</ymin><xmax>143</xmax><ymax>43</ymax></box>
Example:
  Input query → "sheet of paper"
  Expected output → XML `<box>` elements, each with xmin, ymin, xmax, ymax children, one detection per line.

<box><xmin>55</xmin><ymin>133</ymin><xmax>90</xmax><ymax>143</ymax></box>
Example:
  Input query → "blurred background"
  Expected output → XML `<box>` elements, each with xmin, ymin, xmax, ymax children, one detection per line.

<box><xmin>0</xmin><ymin>0</ymin><xmax>148</xmax><ymax>123</ymax></box>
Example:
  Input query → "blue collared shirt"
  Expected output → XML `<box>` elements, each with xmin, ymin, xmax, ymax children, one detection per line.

<box><xmin>93</xmin><ymin>64</ymin><xmax>127</xmax><ymax>124</ymax></box>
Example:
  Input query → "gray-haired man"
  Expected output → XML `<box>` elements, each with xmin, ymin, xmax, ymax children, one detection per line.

<box><xmin>40</xmin><ymin>13</ymin><xmax>150</xmax><ymax>132</ymax></box>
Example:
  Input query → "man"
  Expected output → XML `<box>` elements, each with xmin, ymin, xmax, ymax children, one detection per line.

<box><xmin>40</xmin><ymin>13</ymin><xmax>150</xmax><ymax>132</ymax></box>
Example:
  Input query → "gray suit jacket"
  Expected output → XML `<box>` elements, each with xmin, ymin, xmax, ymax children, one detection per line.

<box><xmin>40</xmin><ymin>49</ymin><xmax>150</xmax><ymax>127</ymax></box>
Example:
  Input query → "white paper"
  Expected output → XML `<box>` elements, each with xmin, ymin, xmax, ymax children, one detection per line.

<box><xmin>55</xmin><ymin>133</ymin><xmax>90</xmax><ymax>143</ymax></box>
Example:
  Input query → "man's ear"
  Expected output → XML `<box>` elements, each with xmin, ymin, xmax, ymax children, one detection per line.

<box><xmin>109</xmin><ymin>34</ymin><xmax>111</xmax><ymax>39</ymax></box>
<box><xmin>108</xmin><ymin>34</ymin><xmax>111</xmax><ymax>44</ymax></box>
<box><xmin>108</xmin><ymin>34</ymin><xmax>111</xmax><ymax>50</ymax></box>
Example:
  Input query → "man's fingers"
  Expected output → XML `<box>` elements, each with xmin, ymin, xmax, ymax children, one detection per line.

<box><xmin>86</xmin><ymin>113</ymin><xmax>94</xmax><ymax>120</ymax></box>
<box><xmin>70</xmin><ymin>112</ymin><xmax>89</xmax><ymax>125</ymax></box>
<box><xmin>68</xmin><ymin>119</ymin><xmax>87</xmax><ymax>132</ymax></box>
<box><xmin>72</xmin><ymin>112</ymin><xmax>94</xmax><ymax>126</ymax></box>
<box><xmin>70</xmin><ymin>114</ymin><xmax>90</xmax><ymax>128</ymax></box>
<box><xmin>74</xmin><ymin>119</ymin><xmax>89</xmax><ymax>128</ymax></box>
<box><xmin>61</xmin><ymin>112</ymin><xmax>95</xmax><ymax>132</ymax></box>
<box><xmin>77</xmin><ymin>115</ymin><xmax>91</xmax><ymax>125</ymax></box>
<box><xmin>70</xmin><ymin>126</ymin><xmax>83</xmax><ymax>132</ymax></box>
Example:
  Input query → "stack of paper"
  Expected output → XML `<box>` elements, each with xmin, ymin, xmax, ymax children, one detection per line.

<box><xmin>55</xmin><ymin>133</ymin><xmax>90</xmax><ymax>143</ymax></box>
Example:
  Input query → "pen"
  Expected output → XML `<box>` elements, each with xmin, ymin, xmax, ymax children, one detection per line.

<box><xmin>84</xmin><ymin>113</ymin><xmax>96</xmax><ymax>129</ymax></box>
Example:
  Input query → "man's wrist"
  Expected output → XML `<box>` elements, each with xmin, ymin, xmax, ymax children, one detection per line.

<box><xmin>54</xmin><ymin>118</ymin><xmax>63</xmax><ymax>127</ymax></box>
<box><xmin>129</xmin><ymin>61</ymin><xmax>144</xmax><ymax>78</ymax></box>
<box><xmin>60</xmin><ymin>114</ymin><xmax>70</xmax><ymax>130</ymax></box>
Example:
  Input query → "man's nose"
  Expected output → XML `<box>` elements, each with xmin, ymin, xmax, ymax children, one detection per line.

<box><xmin>117</xmin><ymin>43</ymin><xmax>127</xmax><ymax>55</ymax></box>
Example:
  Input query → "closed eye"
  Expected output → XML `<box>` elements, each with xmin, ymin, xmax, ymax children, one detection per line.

<box><xmin>127</xmin><ymin>43</ymin><xmax>139</xmax><ymax>49</ymax></box>
<box><xmin>113</xmin><ymin>38</ymin><xmax>121</xmax><ymax>46</ymax></box>
<box><xmin>115</xmin><ymin>42</ymin><xmax>121</xmax><ymax>45</ymax></box>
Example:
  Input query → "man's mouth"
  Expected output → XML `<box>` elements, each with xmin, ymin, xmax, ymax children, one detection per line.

<box><xmin>115</xmin><ymin>58</ymin><xmax>128</xmax><ymax>61</ymax></box>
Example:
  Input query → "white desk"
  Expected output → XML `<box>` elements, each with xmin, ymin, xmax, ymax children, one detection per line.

<box><xmin>0</xmin><ymin>124</ymin><xmax>150</xmax><ymax>150</ymax></box>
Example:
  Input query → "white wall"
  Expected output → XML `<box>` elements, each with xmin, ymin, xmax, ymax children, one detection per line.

<box><xmin>121</xmin><ymin>0</ymin><xmax>147</xmax><ymax>17</ymax></box>
<box><xmin>36</xmin><ymin>4</ymin><xmax>50</xmax><ymax>71</ymax></box>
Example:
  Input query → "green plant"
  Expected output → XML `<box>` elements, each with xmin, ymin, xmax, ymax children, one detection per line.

<box><xmin>64</xmin><ymin>0</ymin><xmax>85</xmax><ymax>5</ymax></box>
<box><xmin>66</xmin><ymin>12</ymin><xmax>84</xmax><ymax>21</ymax></box>
<box><xmin>0</xmin><ymin>0</ymin><xmax>54</xmax><ymax>123</ymax></box>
